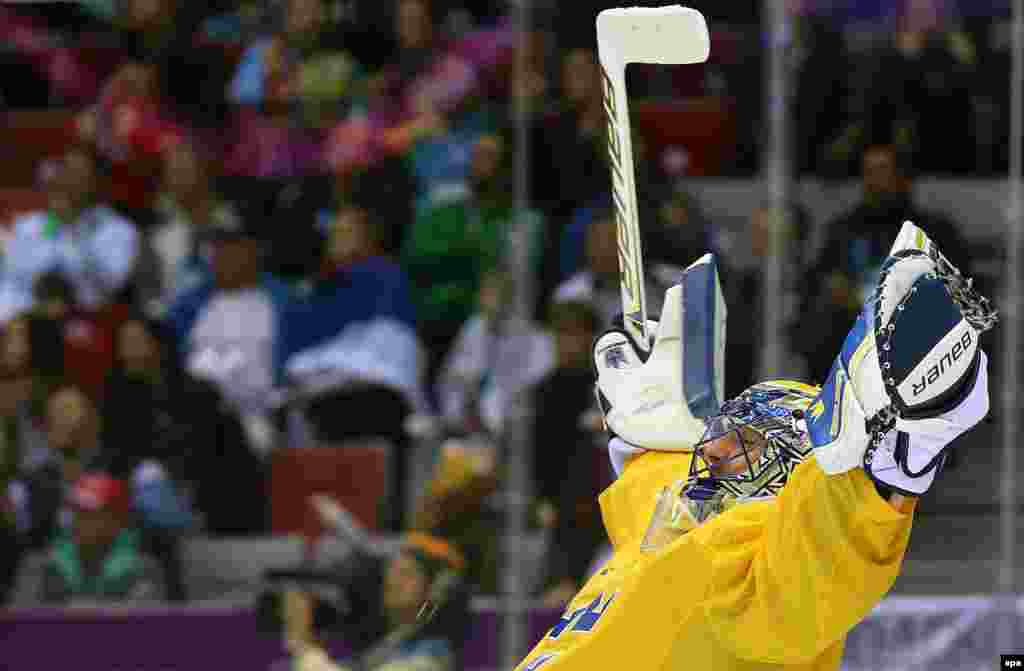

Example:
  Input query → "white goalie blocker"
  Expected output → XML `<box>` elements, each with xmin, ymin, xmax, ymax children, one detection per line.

<box><xmin>595</xmin><ymin>254</ymin><xmax>727</xmax><ymax>454</ymax></box>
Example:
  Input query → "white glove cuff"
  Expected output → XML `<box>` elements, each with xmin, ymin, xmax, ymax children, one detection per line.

<box><xmin>868</xmin><ymin>350</ymin><xmax>989</xmax><ymax>495</ymax></box>
<box><xmin>894</xmin><ymin>350</ymin><xmax>990</xmax><ymax>442</ymax></box>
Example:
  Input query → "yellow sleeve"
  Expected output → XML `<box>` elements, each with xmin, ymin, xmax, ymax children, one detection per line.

<box><xmin>694</xmin><ymin>457</ymin><xmax>915</xmax><ymax>665</ymax></box>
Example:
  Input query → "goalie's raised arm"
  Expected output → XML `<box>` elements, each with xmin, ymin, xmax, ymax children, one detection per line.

<box><xmin>702</xmin><ymin>228</ymin><xmax>995</xmax><ymax>660</ymax></box>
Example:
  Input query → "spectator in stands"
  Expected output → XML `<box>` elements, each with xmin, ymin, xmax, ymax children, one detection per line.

<box><xmin>506</xmin><ymin>26</ymin><xmax>557</xmax><ymax>122</ymax></box>
<box><xmin>560</xmin><ymin>185</ymin><xmax>714</xmax><ymax>283</ymax></box>
<box><xmin>229</xmin><ymin>0</ymin><xmax>364</xmax><ymax>128</ymax></box>
<box><xmin>365</xmin><ymin>0</ymin><xmax>480</xmax><ymax>153</ymax></box>
<box><xmin>0</xmin><ymin>4</ymin><xmax>110</xmax><ymax>106</ymax></box>
<box><xmin>113</xmin><ymin>0</ymin><xmax>234</xmax><ymax>131</ymax></box>
<box><xmin>789</xmin><ymin>3</ymin><xmax>852</xmax><ymax>178</ymax></box>
<box><xmin>644</xmin><ymin>186</ymin><xmax>718</xmax><ymax>270</ymax></box>
<box><xmin>0</xmin><ymin>312</ymin><xmax>64</xmax><ymax>564</ymax></box>
<box><xmin>166</xmin><ymin>207</ymin><xmax>292</xmax><ymax>458</ymax></box>
<box><xmin>80</xmin><ymin>0</ymin><xmax>236</xmax><ymax>212</ymax></box>
<box><xmin>86</xmin><ymin>62</ymin><xmax>175</xmax><ymax>220</ymax></box>
<box><xmin>958</xmin><ymin>12</ymin><xmax>1009</xmax><ymax>175</ymax></box>
<box><xmin>726</xmin><ymin>0</ymin><xmax>850</xmax><ymax>177</ymax></box>
<box><xmin>722</xmin><ymin>202</ymin><xmax>811</xmax><ymax>398</ymax></box>
<box><xmin>16</xmin><ymin>385</ymin><xmax>193</xmax><ymax>544</ymax></box>
<box><xmin>437</xmin><ymin>269</ymin><xmax>554</xmax><ymax>438</ymax></box>
<box><xmin>535</xmin><ymin>57</ymin><xmax>665</xmax><ymax>308</ymax></box>
<box><xmin>325</xmin><ymin>0</ymin><xmax>519</xmax><ymax>178</ymax></box>
<box><xmin>149</xmin><ymin>139</ymin><xmax>228</xmax><ymax>303</ymax></box>
<box><xmin>529</xmin><ymin>47</ymin><xmax>609</xmax><ymax>223</ymax></box>
<box><xmin>278</xmin><ymin>203</ymin><xmax>422</xmax><ymax>530</ymax></box>
<box><xmin>226</xmin><ymin>0</ymin><xmax>361</xmax><ymax>178</ymax></box>
<box><xmin>399</xmin><ymin>4</ymin><xmax>517</xmax><ymax>206</ymax></box>
<box><xmin>366</xmin><ymin>0</ymin><xmax>448</xmax><ymax>125</ymax></box>
<box><xmin>11</xmin><ymin>381</ymin><xmax>194</xmax><ymax>599</ymax></box>
<box><xmin>0</xmin><ymin>320</ymin><xmax>34</xmax><ymax>487</ymax></box>
<box><xmin>553</xmin><ymin>213</ymin><xmax>671</xmax><ymax>331</ymax></box>
<box><xmin>0</xmin><ymin>313</ymin><xmax>63</xmax><ymax>478</ymax></box>
<box><xmin>15</xmin><ymin>385</ymin><xmax>106</xmax><ymax>552</ymax></box>
<box><xmin>530</xmin><ymin>300</ymin><xmax>607</xmax><ymax>608</ymax></box>
<box><xmin>10</xmin><ymin>471</ymin><xmax>167</xmax><ymax>606</ymax></box>
<box><xmin>796</xmin><ymin>144</ymin><xmax>972</xmax><ymax>383</ymax></box>
<box><xmin>0</xmin><ymin>145</ymin><xmax>140</xmax><ymax>325</ymax></box>
<box><xmin>402</xmin><ymin>132</ymin><xmax>545</xmax><ymax>388</ymax></box>
<box><xmin>102</xmin><ymin>311</ymin><xmax>267</xmax><ymax>537</ymax></box>
<box><xmin>30</xmin><ymin>272</ymin><xmax>127</xmax><ymax>401</ymax></box>
<box><xmin>0</xmin><ymin>309</ymin><xmax>69</xmax><ymax>604</ymax></box>
<box><xmin>284</xmin><ymin>532</ymin><xmax>471</xmax><ymax>671</ymax></box>
<box><xmin>325</xmin><ymin>157</ymin><xmax>417</xmax><ymax>258</ymax></box>
<box><xmin>407</xmin><ymin>91</ymin><xmax>498</xmax><ymax>210</ymax></box>
<box><xmin>281</xmin><ymin>202</ymin><xmax>423</xmax><ymax>418</ymax></box>
<box><xmin>828</xmin><ymin>0</ymin><xmax>978</xmax><ymax>175</ymax></box>
<box><xmin>0</xmin><ymin>313</ymin><xmax>57</xmax><ymax>604</ymax></box>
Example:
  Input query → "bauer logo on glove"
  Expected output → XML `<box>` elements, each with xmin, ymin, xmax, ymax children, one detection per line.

<box><xmin>909</xmin><ymin>330</ymin><xmax>973</xmax><ymax>399</ymax></box>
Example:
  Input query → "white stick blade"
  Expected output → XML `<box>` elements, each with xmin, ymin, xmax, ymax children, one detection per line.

<box><xmin>596</xmin><ymin>5</ymin><xmax>710</xmax><ymax>65</ymax></box>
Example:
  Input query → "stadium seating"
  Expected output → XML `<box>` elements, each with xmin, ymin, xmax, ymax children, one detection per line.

<box><xmin>635</xmin><ymin>97</ymin><xmax>737</xmax><ymax>176</ymax></box>
<box><xmin>0</xmin><ymin>109</ymin><xmax>77</xmax><ymax>188</ymax></box>
<box><xmin>270</xmin><ymin>440</ymin><xmax>391</xmax><ymax>536</ymax></box>
<box><xmin>0</xmin><ymin>188</ymin><xmax>48</xmax><ymax>229</ymax></box>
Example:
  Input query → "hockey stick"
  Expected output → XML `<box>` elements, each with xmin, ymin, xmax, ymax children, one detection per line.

<box><xmin>596</xmin><ymin>5</ymin><xmax>710</xmax><ymax>354</ymax></box>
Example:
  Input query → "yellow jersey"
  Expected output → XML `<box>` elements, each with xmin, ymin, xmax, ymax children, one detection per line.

<box><xmin>515</xmin><ymin>450</ymin><xmax>915</xmax><ymax>670</ymax></box>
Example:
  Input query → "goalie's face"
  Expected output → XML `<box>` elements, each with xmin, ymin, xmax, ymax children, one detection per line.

<box><xmin>699</xmin><ymin>423</ymin><xmax>765</xmax><ymax>477</ymax></box>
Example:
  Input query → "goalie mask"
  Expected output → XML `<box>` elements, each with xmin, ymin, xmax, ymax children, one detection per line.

<box><xmin>640</xmin><ymin>381</ymin><xmax>818</xmax><ymax>550</ymax></box>
<box><xmin>684</xmin><ymin>381</ymin><xmax>818</xmax><ymax>523</ymax></box>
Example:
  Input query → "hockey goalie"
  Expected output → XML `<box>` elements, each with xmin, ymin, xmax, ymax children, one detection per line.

<box><xmin>514</xmin><ymin>221</ymin><xmax>998</xmax><ymax>671</ymax></box>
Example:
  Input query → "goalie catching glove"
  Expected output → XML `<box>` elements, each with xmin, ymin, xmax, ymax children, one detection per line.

<box><xmin>807</xmin><ymin>221</ymin><xmax>997</xmax><ymax>496</ymax></box>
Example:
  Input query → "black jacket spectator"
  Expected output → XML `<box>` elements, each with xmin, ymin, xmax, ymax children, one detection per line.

<box><xmin>530</xmin><ymin>301</ymin><xmax>607</xmax><ymax>601</ymax></box>
<box><xmin>796</xmin><ymin>146</ymin><xmax>971</xmax><ymax>383</ymax></box>
<box><xmin>101</xmin><ymin>313</ymin><xmax>268</xmax><ymax>535</ymax></box>
<box><xmin>844</xmin><ymin>22</ymin><xmax>978</xmax><ymax>175</ymax></box>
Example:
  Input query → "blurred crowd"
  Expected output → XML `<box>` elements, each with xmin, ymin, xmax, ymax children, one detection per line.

<box><xmin>0</xmin><ymin>0</ymin><xmax>1002</xmax><ymax>649</ymax></box>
